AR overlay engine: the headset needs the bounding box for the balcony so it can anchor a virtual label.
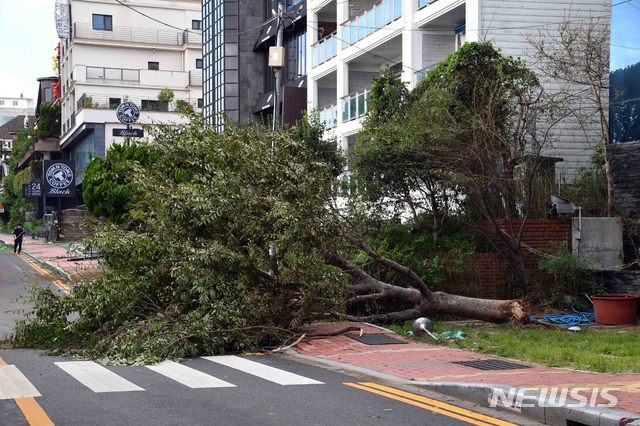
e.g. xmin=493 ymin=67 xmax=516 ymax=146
xmin=319 ymin=104 xmax=338 ymax=129
xmin=73 ymin=23 xmax=201 ymax=46
xmin=341 ymin=88 xmax=370 ymax=122
xmin=311 ymin=31 xmax=337 ymax=68
xmin=415 ymin=66 xmax=433 ymax=82
xmin=341 ymin=0 xmax=402 ymax=49
xmin=76 ymin=94 xmax=201 ymax=113
xmin=74 ymin=65 xmax=198 ymax=88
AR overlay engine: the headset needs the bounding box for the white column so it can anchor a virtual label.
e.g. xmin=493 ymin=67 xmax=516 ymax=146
xmin=306 ymin=8 xmax=319 ymax=112
xmin=465 ymin=0 xmax=481 ymax=43
xmin=335 ymin=0 xmax=350 ymax=146
xmin=402 ymin=0 xmax=421 ymax=89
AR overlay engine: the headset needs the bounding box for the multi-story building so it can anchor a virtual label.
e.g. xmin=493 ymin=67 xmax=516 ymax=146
xmin=202 ymin=0 xmax=307 ymax=131
xmin=0 ymin=96 xmax=35 ymax=127
xmin=56 ymin=0 xmax=202 ymax=201
xmin=307 ymin=0 xmax=610 ymax=179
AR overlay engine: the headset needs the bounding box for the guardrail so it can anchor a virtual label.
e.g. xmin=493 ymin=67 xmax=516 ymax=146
xmin=74 ymin=23 xmax=200 ymax=46
xmin=341 ymin=88 xmax=370 ymax=122
xmin=341 ymin=0 xmax=402 ymax=48
xmin=76 ymin=94 xmax=200 ymax=113
xmin=319 ymin=104 xmax=338 ymax=129
xmin=311 ymin=31 xmax=337 ymax=68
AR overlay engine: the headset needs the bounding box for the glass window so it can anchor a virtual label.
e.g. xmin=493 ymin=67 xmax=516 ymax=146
xmin=108 ymin=97 xmax=121 ymax=109
xmin=92 ymin=14 xmax=112 ymax=31
xmin=192 ymin=20 xmax=202 ymax=30
xmin=148 ymin=62 xmax=159 ymax=70
xmin=196 ymin=58 xmax=203 ymax=69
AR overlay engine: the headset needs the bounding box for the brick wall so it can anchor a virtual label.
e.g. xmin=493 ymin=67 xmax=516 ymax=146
xmin=470 ymin=219 xmax=572 ymax=298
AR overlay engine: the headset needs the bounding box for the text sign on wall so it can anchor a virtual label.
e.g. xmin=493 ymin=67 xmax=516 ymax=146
xmin=22 ymin=182 xmax=42 ymax=198
xmin=113 ymin=128 xmax=144 ymax=138
xmin=43 ymin=160 xmax=76 ymax=198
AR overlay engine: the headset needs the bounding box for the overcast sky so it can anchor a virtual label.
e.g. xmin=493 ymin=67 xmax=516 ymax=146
xmin=0 ymin=0 xmax=637 ymax=101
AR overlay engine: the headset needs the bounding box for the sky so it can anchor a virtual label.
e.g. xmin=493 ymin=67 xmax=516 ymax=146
xmin=0 ymin=0 xmax=638 ymax=101
xmin=0 ymin=0 xmax=58 ymax=100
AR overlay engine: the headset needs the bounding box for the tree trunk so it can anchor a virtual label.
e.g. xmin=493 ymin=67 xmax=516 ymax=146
xmin=422 ymin=292 xmax=527 ymax=323
xmin=604 ymin=156 xmax=615 ymax=217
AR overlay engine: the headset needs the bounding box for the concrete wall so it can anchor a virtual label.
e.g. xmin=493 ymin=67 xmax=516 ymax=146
xmin=572 ymin=217 xmax=624 ymax=271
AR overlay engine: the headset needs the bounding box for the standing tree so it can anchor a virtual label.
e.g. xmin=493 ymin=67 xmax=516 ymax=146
xmin=529 ymin=17 xmax=613 ymax=215
xmin=352 ymin=68 xmax=455 ymax=240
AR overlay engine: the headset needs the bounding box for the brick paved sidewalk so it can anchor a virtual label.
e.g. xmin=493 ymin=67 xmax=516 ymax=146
xmin=0 ymin=232 xmax=99 ymax=282
xmin=293 ymin=322 xmax=640 ymax=415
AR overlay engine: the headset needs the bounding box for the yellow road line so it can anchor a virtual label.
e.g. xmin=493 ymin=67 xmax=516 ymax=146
xmin=345 ymin=382 xmax=517 ymax=426
xmin=0 ymin=357 xmax=55 ymax=426
xmin=19 ymin=255 xmax=70 ymax=293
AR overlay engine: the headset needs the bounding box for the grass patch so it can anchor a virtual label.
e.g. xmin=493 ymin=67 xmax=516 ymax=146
xmin=388 ymin=322 xmax=640 ymax=374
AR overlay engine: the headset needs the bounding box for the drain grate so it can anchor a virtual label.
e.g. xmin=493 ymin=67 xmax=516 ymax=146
xmin=348 ymin=334 xmax=408 ymax=345
xmin=451 ymin=359 xmax=531 ymax=371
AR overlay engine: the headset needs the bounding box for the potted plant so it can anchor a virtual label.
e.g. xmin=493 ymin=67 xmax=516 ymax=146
xmin=157 ymin=88 xmax=174 ymax=112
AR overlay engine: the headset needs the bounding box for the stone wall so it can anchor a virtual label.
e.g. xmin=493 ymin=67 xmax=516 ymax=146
xmin=607 ymin=140 xmax=640 ymax=219
xmin=59 ymin=207 xmax=98 ymax=241
xmin=607 ymin=141 xmax=640 ymax=266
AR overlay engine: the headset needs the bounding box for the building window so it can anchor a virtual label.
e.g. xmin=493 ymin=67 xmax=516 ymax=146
xmin=148 ymin=62 xmax=160 ymax=70
xmin=92 ymin=14 xmax=113 ymax=31
xmin=108 ymin=97 xmax=121 ymax=109
xmin=197 ymin=98 xmax=203 ymax=108
xmin=13 ymin=101 xmax=18 ymax=106
xmin=196 ymin=58 xmax=203 ymax=69
xmin=44 ymin=87 xmax=53 ymax=103
xmin=192 ymin=20 xmax=202 ymax=30
xmin=0 ymin=100 xmax=4 ymax=105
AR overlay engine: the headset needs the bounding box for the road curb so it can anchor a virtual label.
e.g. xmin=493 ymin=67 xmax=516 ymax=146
xmin=285 ymin=348 xmax=640 ymax=426
xmin=1 ymin=238 xmax=73 ymax=283
xmin=409 ymin=381 xmax=640 ymax=426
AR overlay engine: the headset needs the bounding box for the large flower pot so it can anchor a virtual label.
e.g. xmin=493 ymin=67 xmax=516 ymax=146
xmin=591 ymin=294 xmax=639 ymax=325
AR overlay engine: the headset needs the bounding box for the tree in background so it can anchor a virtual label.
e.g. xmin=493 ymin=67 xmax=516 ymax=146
xmin=610 ymin=61 xmax=640 ymax=144
xmin=530 ymin=17 xmax=613 ymax=216
xmin=352 ymin=68 xmax=455 ymax=240
xmin=82 ymin=142 xmax=154 ymax=224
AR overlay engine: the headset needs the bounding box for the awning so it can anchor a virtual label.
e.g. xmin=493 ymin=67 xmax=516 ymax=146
xmin=253 ymin=91 xmax=275 ymax=113
xmin=253 ymin=3 xmax=306 ymax=51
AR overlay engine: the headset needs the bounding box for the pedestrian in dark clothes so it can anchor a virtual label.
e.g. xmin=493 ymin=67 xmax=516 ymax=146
xmin=13 ymin=224 xmax=25 ymax=254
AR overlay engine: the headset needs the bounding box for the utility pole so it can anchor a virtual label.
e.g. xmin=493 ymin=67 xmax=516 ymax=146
xmin=271 ymin=1 xmax=285 ymax=132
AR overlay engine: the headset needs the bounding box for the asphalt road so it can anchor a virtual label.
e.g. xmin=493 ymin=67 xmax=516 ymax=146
xmin=0 ymin=251 xmax=66 ymax=338
xmin=0 ymin=250 xmax=536 ymax=426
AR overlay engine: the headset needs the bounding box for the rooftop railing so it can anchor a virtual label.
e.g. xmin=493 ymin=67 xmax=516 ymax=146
xmin=341 ymin=0 xmax=402 ymax=49
xmin=73 ymin=23 xmax=201 ymax=46
xmin=311 ymin=31 xmax=337 ymax=68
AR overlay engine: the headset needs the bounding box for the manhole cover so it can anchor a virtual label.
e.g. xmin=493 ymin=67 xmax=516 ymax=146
xmin=348 ymin=334 xmax=408 ymax=345
xmin=451 ymin=359 xmax=531 ymax=371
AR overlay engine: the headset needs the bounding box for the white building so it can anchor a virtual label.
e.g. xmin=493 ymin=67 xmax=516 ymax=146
xmin=0 ymin=96 xmax=35 ymax=127
xmin=57 ymin=0 xmax=202 ymax=189
xmin=307 ymin=0 xmax=610 ymax=179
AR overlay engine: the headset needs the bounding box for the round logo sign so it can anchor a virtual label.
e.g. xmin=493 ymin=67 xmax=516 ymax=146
xmin=46 ymin=163 xmax=74 ymax=189
xmin=116 ymin=102 xmax=140 ymax=124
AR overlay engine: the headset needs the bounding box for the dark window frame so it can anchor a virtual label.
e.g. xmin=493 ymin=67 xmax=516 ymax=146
xmin=148 ymin=61 xmax=160 ymax=71
xmin=92 ymin=14 xmax=113 ymax=31
xmin=192 ymin=20 xmax=202 ymax=30
xmin=196 ymin=58 xmax=203 ymax=69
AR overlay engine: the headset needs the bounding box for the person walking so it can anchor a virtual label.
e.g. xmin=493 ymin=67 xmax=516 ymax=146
xmin=44 ymin=221 xmax=51 ymax=242
xmin=13 ymin=224 xmax=25 ymax=254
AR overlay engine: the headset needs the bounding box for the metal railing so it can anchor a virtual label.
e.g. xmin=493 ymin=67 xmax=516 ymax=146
xmin=74 ymin=23 xmax=201 ymax=46
xmin=415 ymin=66 xmax=433 ymax=82
xmin=341 ymin=88 xmax=370 ymax=122
xmin=319 ymin=104 xmax=338 ymax=129
xmin=311 ymin=31 xmax=337 ymax=68
xmin=86 ymin=66 xmax=140 ymax=82
xmin=341 ymin=0 xmax=402 ymax=48
xmin=76 ymin=94 xmax=201 ymax=113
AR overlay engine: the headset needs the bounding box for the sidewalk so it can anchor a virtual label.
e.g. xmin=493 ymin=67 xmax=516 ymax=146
xmin=291 ymin=322 xmax=640 ymax=426
xmin=0 ymin=232 xmax=99 ymax=282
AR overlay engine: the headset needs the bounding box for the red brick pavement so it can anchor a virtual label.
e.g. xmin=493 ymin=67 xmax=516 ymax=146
xmin=1 ymin=232 xmax=99 ymax=282
xmin=293 ymin=322 xmax=640 ymax=414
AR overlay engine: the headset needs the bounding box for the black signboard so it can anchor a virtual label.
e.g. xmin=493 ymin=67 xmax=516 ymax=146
xmin=113 ymin=128 xmax=144 ymax=138
xmin=43 ymin=160 xmax=76 ymax=198
xmin=22 ymin=182 xmax=42 ymax=198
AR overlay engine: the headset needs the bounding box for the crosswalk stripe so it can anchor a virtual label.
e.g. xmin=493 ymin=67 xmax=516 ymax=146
xmin=55 ymin=361 xmax=144 ymax=393
xmin=202 ymin=356 xmax=323 ymax=386
xmin=146 ymin=361 xmax=236 ymax=389
xmin=0 ymin=365 xmax=42 ymax=400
